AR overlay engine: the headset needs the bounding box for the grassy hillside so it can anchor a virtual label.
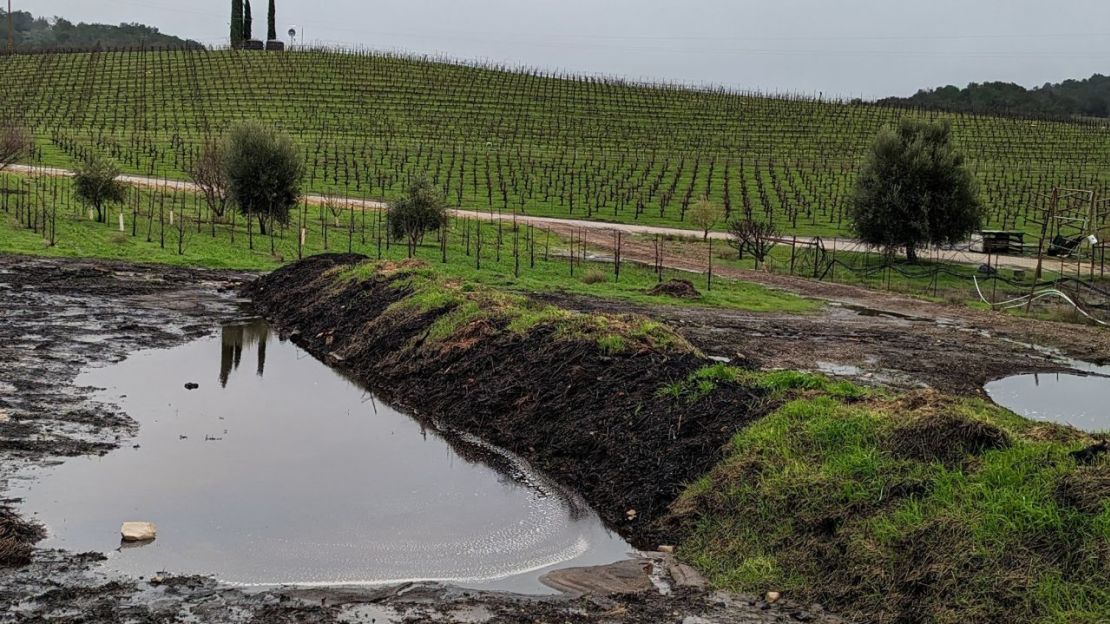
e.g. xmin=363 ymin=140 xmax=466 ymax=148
xmin=2 ymin=48 xmax=1109 ymax=236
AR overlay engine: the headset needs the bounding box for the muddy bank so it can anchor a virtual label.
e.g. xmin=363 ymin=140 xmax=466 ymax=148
xmin=2 ymin=254 xmax=841 ymax=623
xmin=528 ymin=291 xmax=1079 ymax=395
xmin=246 ymin=254 xmax=773 ymax=547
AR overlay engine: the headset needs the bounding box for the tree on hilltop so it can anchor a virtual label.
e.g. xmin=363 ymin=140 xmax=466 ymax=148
xmin=243 ymin=0 xmax=253 ymax=41
xmin=849 ymin=119 xmax=983 ymax=262
xmin=230 ymin=0 xmax=244 ymax=46
xmin=267 ymin=0 xmax=277 ymax=41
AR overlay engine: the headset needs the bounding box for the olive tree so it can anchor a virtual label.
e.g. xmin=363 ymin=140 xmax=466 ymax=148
xmin=73 ymin=153 xmax=127 ymax=224
xmin=849 ymin=119 xmax=983 ymax=263
xmin=388 ymin=176 xmax=448 ymax=256
xmin=226 ymin=121 xmax=303 ymax=237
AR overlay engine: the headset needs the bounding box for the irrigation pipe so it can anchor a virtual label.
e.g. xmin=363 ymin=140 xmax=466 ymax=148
xmin=973 ymin=276 xmax=1108 ymax=327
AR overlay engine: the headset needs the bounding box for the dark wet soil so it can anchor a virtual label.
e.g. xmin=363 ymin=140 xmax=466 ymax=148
xmin=246 ymin=254 xmax=775 ymax=548
xmin=1 ymin=254 xmax=843 ymax=623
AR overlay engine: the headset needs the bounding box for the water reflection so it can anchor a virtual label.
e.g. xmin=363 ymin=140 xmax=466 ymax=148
xmin=16 ymin=319 xmax=629 ymax=593
xmin=986 ymin=365 xmax=1110 ymax=433
xmin=219 ymin=319 xmax=271 ymax=386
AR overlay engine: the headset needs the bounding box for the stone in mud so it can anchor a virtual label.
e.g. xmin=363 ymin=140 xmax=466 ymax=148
xmin=121 ymin=521 xmax=157 ymax=542
xmin=667 ymin=561 xmax=708 ymax=589
xmin=541 ymin=559 xmax=654 ymax=596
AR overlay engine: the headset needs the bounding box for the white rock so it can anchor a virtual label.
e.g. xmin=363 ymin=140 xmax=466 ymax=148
xmin=0 ymin=409 xmax=10 ymax=423
xmin=121 ymin=521 xmax=157 ymax=542
xmin=658 ymin=544 xmax=675 ymax=554
xmin=765 ymin=591 xmax=782 ymax=604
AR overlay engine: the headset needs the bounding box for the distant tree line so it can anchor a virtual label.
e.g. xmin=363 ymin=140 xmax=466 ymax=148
xmin=879 ymin=74 xmax=1110 ymax=120
xmin=0 ymin=10 xmax=200 ymax=52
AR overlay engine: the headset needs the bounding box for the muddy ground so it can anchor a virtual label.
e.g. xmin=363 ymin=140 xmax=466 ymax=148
xmin=539 ymin=223 xmax=1110 ymax=393
xmin=0 ymin=254 xmax=844 ymax=623
xmin=3 ymin=249 xmax=1104 ymax=622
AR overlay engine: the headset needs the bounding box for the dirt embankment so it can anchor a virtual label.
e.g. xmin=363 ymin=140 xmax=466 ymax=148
xmin=247 ymin=254 xmax=773 ymax=546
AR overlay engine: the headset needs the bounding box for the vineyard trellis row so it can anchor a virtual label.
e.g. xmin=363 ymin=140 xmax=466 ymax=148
xmin=1 ymin=46 xmax=1109 ymax=238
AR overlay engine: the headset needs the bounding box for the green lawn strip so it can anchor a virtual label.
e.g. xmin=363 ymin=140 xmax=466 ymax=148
xmin=0 ymin=176 xmax=816 ymax=314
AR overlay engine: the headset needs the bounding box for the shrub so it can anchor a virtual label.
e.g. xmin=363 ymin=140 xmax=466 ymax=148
xmin=189 ymin=137 xmax=232 ymax=220
xmin=727 ymin=218 xmax=778 ymax=268
xmin=581 ymin=268 xmax=607 ymax=284
xmin=73 ymin=152 xmax=127 ymax=224
xmin=0 ymin=122 xmax=32 ymax=172
xmin=689 ymin=198 xmax=720 ymax=240
xmin=387 ymin=176 xmax=448 ymax=256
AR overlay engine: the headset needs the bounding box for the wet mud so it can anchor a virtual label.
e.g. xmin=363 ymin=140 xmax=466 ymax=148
xmin=1 ymin=254 xmax=841 ymax=623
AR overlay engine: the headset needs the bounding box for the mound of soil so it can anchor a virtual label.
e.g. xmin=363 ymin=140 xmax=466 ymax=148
xmin=648 ymin=279 xmax=701 ymax=299
xmin=887 ymin=411 xmax=1010 ymax=467
xmin=246 ymin=254 xmax=769 ymax=546
xmin=1056 ymin=465 xmax=1110 ymax=513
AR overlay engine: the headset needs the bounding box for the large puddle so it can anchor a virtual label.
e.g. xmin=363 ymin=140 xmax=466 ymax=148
xmin=14 ymin=319 xmax=630 ymax=593
xmin=985 ymin=361 xmax=1110 ymax=433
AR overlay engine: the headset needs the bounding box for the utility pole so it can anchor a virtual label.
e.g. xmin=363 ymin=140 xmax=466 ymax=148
xmin=7 ymin=0 xmax=14 ymax=54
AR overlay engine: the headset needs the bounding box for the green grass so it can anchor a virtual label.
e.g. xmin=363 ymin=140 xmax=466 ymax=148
xmin=338 ymin=258 xmax=696 ymax=356
xmin=0 ymin=173 xmax=816 ymax=314
xmin=674 ymin=375 xmax=1110 ymax=624
xmin=2 ymin=48 xmax=1108 ymax=238
xmin=636 ymin=232 xmax=1110 ymax=323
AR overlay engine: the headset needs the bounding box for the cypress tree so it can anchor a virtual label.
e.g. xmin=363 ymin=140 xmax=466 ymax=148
xmin=267 ymin=0 xmax=277 ymax=41
xmin=230 ymin=0 xmax=243 ymax=46
xmin=243 ymin=0 xmax=253 ymax=41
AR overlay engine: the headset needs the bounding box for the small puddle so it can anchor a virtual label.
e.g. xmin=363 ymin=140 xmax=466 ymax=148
xmin=985 ymin=362 xmax=1110 ymax=433
xmin=15 ymin=319 xmax=630 ymax=593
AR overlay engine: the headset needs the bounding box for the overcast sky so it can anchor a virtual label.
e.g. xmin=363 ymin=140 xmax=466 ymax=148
xmin=21 ymin=0 xmax=1110 ymax=98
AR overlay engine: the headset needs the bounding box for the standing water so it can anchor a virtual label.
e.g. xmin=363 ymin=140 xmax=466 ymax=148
xmin=14 ymin=319 xmax=630 ymax=593
xmin=985 ymin=361 xmax=1110 ymax=433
